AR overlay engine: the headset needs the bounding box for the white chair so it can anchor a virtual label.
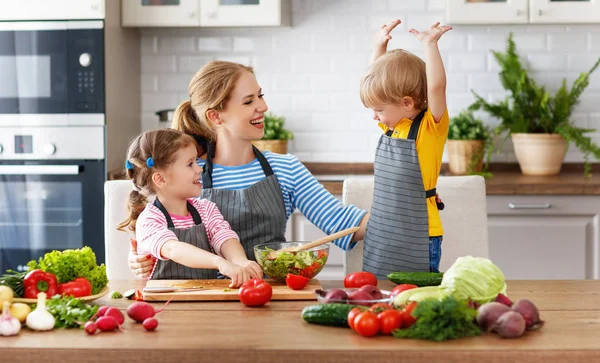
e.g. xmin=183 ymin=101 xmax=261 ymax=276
xmin=104 ymin=180 xmax=137 ymax=280
xmin=342 ymin=175 xmax=489 ymax=274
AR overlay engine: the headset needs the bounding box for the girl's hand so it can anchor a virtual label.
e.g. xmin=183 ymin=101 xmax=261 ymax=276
xmin=374 ymin=19 xmax=401 ymax=49
xmin=128 ymin=238 xmax=155 ymax=279
xmin=217 ymin=259 xmax=250 ymax=288
xmin=240 ymin=260 xmax=264 ymax=279
xmin=409 ymin=22 xmax=452 ymax=44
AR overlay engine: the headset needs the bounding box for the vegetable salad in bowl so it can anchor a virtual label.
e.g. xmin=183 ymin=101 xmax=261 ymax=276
xmin=254 ymin=242 xmax=329 ymax=282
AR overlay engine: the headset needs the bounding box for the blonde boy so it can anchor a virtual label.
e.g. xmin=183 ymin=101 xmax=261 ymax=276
xmin=359 ymin=20 xmax=452 ymax=277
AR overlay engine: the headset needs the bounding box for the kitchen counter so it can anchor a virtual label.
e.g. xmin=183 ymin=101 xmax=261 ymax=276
xmin=3 ymin=279 xmax=600 ymax=362
xmin=305 ymin=163 xmax=600 ymax=195
xmin=108 ymin=163 xmax=600 ymax=196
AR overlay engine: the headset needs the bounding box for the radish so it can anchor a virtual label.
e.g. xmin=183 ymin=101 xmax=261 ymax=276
xmin=104 ymin=307 xmax=125 ymax=325
xmin=95 ymin=316 xmax=121 ymax=332
xmin=127 ymin=299 xmax=171 ymax=323
xmin=96 ymin=306 xmax=110 ymax=318
xmin=84 ymin=321 xmax=97 ymax=335
xmin=143 ymin=318 xmax=158 ymax=331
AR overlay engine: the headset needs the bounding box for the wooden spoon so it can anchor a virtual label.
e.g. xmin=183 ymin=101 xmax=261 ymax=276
xmin=268 ymin=226 xmax=360 ymax=258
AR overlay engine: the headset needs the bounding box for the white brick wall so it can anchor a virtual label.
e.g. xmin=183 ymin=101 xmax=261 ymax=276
xmin=140 ymin=0 xmax=600 ymax=164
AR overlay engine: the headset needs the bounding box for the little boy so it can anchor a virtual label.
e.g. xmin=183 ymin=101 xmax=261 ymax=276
xmin=359 ymin=19 xmax=452 ymax=277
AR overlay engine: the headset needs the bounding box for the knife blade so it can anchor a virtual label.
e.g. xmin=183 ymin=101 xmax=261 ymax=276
xmin=142 ymin=286 xmax=206 ymax=293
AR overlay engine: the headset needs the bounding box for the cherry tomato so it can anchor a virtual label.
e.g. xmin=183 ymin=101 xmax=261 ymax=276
xmin=238 ymin=279 xmax=273 ymax=307
xmin=352 ymin=311 xmax=380 ymax=337
xmin=347 ymin=307 xmax=365 ymax=330
xmin=343 ymin=271 xmax=378 ymax=288
xmin=402 ymin=301 xmax=418 ymax=328
xmin=377 ymin=309 xmax=403 ymax=335
xmin=369 ymin=303 xmax=393 ymax=314
xmin=285 ymin=274 xmax=310 ymax=290
xmin=390 ymin=284 xmax=418 ymax=298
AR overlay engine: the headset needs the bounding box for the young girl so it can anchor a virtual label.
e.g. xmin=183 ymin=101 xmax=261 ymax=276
xmin=117 ymin=128 xmax=263 ymax=287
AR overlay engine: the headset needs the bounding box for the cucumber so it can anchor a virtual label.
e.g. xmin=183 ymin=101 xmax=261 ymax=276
xmin=387 ymin=272 xmax=444 ymax=286
xmin=393 ymin=286 xmax=446 ymax=306
xmin=301 ymin=303 xmax=360 ymax=327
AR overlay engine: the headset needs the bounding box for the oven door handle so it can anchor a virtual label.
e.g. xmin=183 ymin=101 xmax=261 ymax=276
xmin=0 ymin=165 xmax=80 ymax=175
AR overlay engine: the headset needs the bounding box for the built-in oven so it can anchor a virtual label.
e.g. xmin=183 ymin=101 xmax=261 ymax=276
xmin=0 ymin=18 xmax=106 ymax=272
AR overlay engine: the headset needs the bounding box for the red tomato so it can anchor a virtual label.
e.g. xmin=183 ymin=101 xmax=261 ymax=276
xmin=285 ymin=274 xmax=310 ymax=290
xmin=352 ymin=311 xmax=380 ymax=337
xmin=390 ymin=284 xmax=418 ymax=298
xmin=402 ymin=302 xmax=418 ymax=328
xmin=343 ymin=272 xmax=378 ymax=288
xmin=347 ymin=307 xmax=365 ymax=330
xmin=377 ymin=309 xmax=403 ymax=335
xmin=238 ymin=279 xmax=273 ymax=307
xmin=369 ymin=303 xmax=393 ymax=314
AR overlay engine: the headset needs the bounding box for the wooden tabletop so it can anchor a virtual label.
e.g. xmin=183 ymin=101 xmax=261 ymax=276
xmin=2 ymin=280 xmax=600 ymax=363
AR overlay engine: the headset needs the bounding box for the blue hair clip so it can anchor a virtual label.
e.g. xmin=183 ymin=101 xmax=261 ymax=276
xmin=125 ymin=160 xmax=134 ymax=170
xmin=146 ymin=157 xmax=155 ymax=168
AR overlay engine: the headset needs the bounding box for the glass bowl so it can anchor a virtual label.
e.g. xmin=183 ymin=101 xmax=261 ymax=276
xmin=315 ymin=288 xmax=393 ymax=306
xmin=253 ymin=241 xmax=330 ymax=283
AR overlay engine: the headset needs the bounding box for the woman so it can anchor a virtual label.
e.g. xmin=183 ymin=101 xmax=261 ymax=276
xmin=128 ymin=61 xmax=369 ymax=278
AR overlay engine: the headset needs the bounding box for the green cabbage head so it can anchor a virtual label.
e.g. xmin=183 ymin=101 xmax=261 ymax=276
xmin=440 ymin=256 xmax=507 ymax=304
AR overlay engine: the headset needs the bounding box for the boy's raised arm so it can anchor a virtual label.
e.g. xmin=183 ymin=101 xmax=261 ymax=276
xmin=370 ymin=19 xmax=402 ymax=66
xmin=409 ymin=22 xmax=452 ymax=122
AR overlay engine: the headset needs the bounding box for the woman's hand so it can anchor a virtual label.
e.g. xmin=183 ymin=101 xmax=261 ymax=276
xmin=128 ymin=238 xmax=155 ymax=279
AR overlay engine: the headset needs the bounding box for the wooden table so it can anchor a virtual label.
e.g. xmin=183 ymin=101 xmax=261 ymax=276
xmin=2 ymin=280 xmax=600 ymax=362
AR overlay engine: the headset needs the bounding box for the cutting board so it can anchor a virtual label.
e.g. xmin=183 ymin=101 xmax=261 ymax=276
xmin=142 ymin=279 xmax=322 ymax=302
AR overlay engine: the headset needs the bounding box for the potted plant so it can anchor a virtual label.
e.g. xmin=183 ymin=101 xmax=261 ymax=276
xmin=252 ymin=112 xmax=293 ymax=154
xmin=470 ymin=33 xmax=600 ymax=177
xmin=447 ymin=110 xmax=491 ymax=176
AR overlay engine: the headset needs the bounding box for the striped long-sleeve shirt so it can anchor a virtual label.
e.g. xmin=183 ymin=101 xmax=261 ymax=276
xmin=136 ymin=198 xmax=239 ymax=261
xmin=197 ymin=151 xmax=367 ymax=251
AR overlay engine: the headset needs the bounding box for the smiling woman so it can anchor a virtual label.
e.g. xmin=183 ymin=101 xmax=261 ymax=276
xmin=128 ymin=61 xmax=370 ymax=279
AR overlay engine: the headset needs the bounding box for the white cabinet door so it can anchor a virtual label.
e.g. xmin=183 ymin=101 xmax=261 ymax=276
xmin=122 ymin=0 xmax=200 ymax=27
xmin=529 ymin=0 xmax=600 ymax=23
xmin=487 ymin=196 xmax=600 ymax=280
xmin=446 ymin=0 xmax=529 ymax=24
xmin=0 ymin=0 xmax=105 ymax=20
xmin=199 ymin=0 xmax=290 ymax=27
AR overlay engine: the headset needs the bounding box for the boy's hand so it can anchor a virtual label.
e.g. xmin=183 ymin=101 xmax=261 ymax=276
xmin=370 ymin=19 xmax=401 ymax=65
xmin=409 ymin=22 xmax=452 ymax=44
xmin=374 ymin=19 xmax=401 ymax=49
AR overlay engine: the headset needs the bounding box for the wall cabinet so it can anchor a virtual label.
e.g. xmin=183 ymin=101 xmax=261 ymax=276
xmin=121 ymin=0 xmax=290 ymax=27
xmin=446 ymin=0 xmax=600 ymax=24
xmin=0 ymin=0 xmax=104 ymax=20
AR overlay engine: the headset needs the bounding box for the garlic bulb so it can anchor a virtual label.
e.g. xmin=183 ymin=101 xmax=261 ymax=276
xmin=25 ymin=292 xmax=55 ymax=331
xmin=0 ymin=301 xmax=21 ymax=336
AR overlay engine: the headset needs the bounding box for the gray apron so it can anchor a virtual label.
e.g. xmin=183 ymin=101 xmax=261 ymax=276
xmin=363 ymin=109 xmax=434 ymax=278
xmin=151 ymin=198 xmax=218 ymax=280
xmin=201 ymin=145 xmax=287 ymax=261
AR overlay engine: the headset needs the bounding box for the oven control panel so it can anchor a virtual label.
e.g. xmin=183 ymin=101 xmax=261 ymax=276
xmin=0 ymin=126 xmax=104 ymax=160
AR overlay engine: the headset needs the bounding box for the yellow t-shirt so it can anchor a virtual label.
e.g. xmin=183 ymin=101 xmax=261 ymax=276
xmin=378 ymin=108 xmax=449 ymax=237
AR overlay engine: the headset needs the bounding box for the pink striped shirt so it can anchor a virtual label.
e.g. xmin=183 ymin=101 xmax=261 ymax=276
xmin=135 ymin=198 xmax=239 ymax=261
